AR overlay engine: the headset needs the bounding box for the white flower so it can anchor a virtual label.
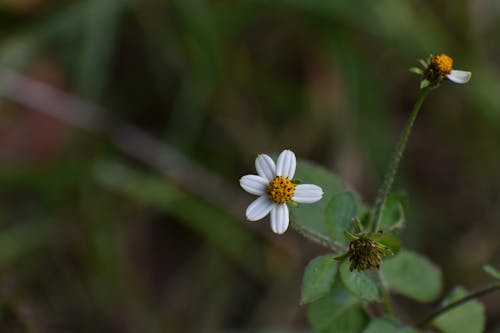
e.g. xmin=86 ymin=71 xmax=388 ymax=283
xmin=239 ymin=149 xmax=323 ymax=234
xmin=446 ymin=70 xmax=471 ymax=84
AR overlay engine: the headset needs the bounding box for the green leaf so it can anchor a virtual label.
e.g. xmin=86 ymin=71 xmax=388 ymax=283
xmin=381 ymin=250 xmax=442 ymax=302
xmin=290 ymin=161 xmax=364 ymax=246
xmin=408 ymin=67 xmax=422 ymax=75
xmin=363 ymin=318 xmax=418 ymax=333
xmin=301 ymin=254 xmax=338 ymax=305
xmin=379 ymin=194 xmax=405 ymax=231
xmin=339 ymin=261 xmax=380 ymax=302
xmin=326 ymin=192 xmax=357 ymax=245
xmin=483 ymin=265 xmax=500 ymax=280
xmin=418 ymin=59 xmax=429 ymax=68
xmin=376 ymin=234 xmax=400 ymax=255
xmin=308 ymin=280 xmax=369 ymax=333
xmin=433 ymin=287 xmax=485 ymax=333
xmin=420 ymin=79 xmax=430 ymax=89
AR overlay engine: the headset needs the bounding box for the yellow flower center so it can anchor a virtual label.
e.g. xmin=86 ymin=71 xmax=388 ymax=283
xmin=431 ymin=54 xmax=453 ymax=75
xmin=267 ymin=176 xmax=295 ymax=204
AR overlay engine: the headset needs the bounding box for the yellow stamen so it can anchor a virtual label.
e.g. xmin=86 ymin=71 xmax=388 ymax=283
xmin=431 ymin=54 xmax=453 ymax=75
xmin=267 ymin=176 xmax=295 ymax=204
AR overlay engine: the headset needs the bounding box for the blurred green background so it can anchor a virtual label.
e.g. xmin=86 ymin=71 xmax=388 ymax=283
xmin=0 ymin=0 xmax=499 ymax=332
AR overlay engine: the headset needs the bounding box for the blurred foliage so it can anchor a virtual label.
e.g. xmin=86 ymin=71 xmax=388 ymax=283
xmin=363 ymin=318 xmax=418 ymax=333
xmin=380 ymin=250 xmax=442 ymax=303
xmin=0 ymin=0 xmax=500 ymax=332
xmin=434 ymin=287 xmax=486 ymax=333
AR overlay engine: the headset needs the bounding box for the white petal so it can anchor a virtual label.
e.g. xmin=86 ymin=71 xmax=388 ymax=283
xmin=255 ymin=154 xmax=276 ymax=181
xmin=270 ymin=204 xmax=289 ymax=234
xmin=276 ymin=149 xmax=296 ymax=179
xmin=246 ymin=196 xmax=274 ymax=221
xmin=240 ymin=175 xmax=268 ymax=196
xmin=446 ymin=70 xmax=471 ymax=84
xmin=292 ymin=184 xmax=323 ymax=203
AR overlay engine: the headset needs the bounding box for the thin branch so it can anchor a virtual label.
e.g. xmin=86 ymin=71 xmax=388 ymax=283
xmin=375 ymin=269 xmax=395 ymax=317
xmin=289 ymin=220 xmax=344 ymax=253
xmin=417 ymin=281 xmax=500 ymax=329
xmin=372 ymin=88 xmax=429 ymax=231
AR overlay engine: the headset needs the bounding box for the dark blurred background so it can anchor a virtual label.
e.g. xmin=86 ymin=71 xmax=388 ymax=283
xmin=0 ymin=0 xmax=499 ymax=332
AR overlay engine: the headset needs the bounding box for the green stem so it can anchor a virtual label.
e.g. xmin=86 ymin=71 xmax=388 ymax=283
xmin=416 ymin=281 xmax=500 ymax=329
xmin=375 ymin=269 xmax=395 ymax=317
xmin=290 ymin=220 xmax=345 ymax=253
xmin=372 ymin=88 xmax=430 ymax=232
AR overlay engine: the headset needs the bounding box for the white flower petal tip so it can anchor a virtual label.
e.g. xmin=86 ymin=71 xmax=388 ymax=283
xmin=292 ymin=184 xmax=324 ymax=203
xmin=276 ymin=149 xmax=296 ymax=179
xmin=240 ymin=175 xmax=268 ymax=196
xmin=246 ymin=196 xmax=274 ymax=221
xmin=255 ymin=154 xmax=276 ymax=181
xmin=270 ymin=204 xmax=289 ymax=234
xmin=446 ymin=70 xmax=471 ymax=84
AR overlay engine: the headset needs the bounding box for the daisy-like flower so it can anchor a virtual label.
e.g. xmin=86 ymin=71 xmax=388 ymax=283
xmin=430 ymin=54 xmax=471 ymax=84
xmin=410 ymin=53 xmax=471 ymax=88
xmin=239 ymin=149 xmax=323 ymax=234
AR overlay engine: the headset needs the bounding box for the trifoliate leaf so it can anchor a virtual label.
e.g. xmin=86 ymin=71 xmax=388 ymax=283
xmin=433 ymin=287 xmax=485 ymax=333
xmin=381 ymin=250 xmax=442 ymax=302
xmin=301 ymin=254 xmax=338 ymax=305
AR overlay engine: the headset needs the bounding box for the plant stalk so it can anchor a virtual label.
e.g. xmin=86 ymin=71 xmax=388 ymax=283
xmin=416 ymin=281 xmax=500 ymax=329
xmin=372 ymin=88 xmax=430 ymax=232
xmin=290 ymin=220 xmax=345 ymax=253
xmin=375 ymin=269 xmax=395 ymax=317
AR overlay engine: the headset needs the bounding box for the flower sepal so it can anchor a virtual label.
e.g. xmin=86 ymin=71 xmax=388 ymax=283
xmin=343 ymin=230 xmax=359 ymax=242
xmin=420 ymin=79 xmax=431 ymax=89
xmin=333 ymin=251 xmax=350 ymax=261
xmin=408 ymin=67 xmax=423 ymax=75
xmin=335 ymin=229 xmax=391 ymax=272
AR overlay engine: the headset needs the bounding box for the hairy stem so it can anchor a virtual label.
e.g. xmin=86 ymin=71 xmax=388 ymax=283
xmin=375 ymin=269 xmax=395 ymax=317
xmin=290 ymin=220 xmax=345 ymax=253
xmin=372 ymin=88 xmax=430 ymax=232
xmin=417 ymin=281 xmax=500 ymax=329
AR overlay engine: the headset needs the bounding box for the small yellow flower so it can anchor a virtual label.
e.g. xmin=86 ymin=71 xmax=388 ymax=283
xmin=410 ymin=53 xmax=471 ymax=88
xmin=430 ymin=54 xmax=471 ymax=84
xmin=431 ymin=54 xmax=453 ymax=75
